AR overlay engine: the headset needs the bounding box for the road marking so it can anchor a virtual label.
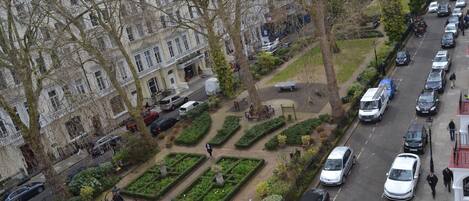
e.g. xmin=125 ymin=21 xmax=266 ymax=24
xmin=333 ymin=187 xmax=342 ymax=201
xmin=365 ymin=139 xmax=369 ymax=145
xmin=411 ymin=32 xmax=427 ymax=61
xmin=368 ymin=134 xmax=372 ymax=139
xmin=372 ymin=127 xmax=376 ymax=133
xmin=357 ymin=148 xmax=365 ymax=160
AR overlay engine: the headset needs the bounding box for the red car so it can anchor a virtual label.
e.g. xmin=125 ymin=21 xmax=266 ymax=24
xmin=125 ymin=110 xmax=159 ymax=132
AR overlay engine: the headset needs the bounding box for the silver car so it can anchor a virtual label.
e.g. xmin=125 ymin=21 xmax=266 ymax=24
xmin=320 ymin=146 xmax=356 ymax=186
xmin=159 ymin=94 xmax=188 ymax=111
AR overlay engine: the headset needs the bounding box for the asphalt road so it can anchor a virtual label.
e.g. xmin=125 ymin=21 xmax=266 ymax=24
xmin=319 ymin=2 xmax=456 ymax=201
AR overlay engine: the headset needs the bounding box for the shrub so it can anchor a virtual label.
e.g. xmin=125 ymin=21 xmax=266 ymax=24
xmin=207 ymin=96 xmax=221 ymax=111
xmin=80 ymin=186 xmax=94 ymax=201
xmin=274 ymin=47 xmax=291 ymax=61
xmin=342 ymin=82 xmax=365 ymax=104
xmin=112 ymin=135 xmax=157 ymax=167
xmin=208 ymin=116 xmax=241 ymax=146
xmin=277 ymin=135 xmax=287 ymax=147
xmin=175 ymin=112 xmax=212 ymax=145
xmin=301 ymin=135 xmax=312 ymax=147
xmin=68 ymin=162 xmax=119 ymax=196
xmin=264 ymin=118 xmax=323 ymax=150
xmin=186 ymin=102 xmax=209 ymax=119
xmin=357 ymin=67 xmax=378 ymax=86
xmin=264 ymin=137 xmax=279 ymax=151
xmin=235 ymin=117 xmax=286 ymax=148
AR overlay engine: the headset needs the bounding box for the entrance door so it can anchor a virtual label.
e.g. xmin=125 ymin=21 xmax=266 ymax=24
xmin=20 ymin=144 xmax=38 ymax=174
xmin=91 ymin=115 xmax=103 ymax=136
xmin=167 ymin=70 xmax=177 ymax=89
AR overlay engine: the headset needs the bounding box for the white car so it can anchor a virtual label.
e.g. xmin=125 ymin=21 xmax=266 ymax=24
xmin=456 ymin=0 xmax=466 ymax=8
xmin=445 ymin=23 xmax=459 ymax=37
xmin=261 ymin=38 xmax=279 ymax=53
xmin=383 ymin=153 xmax=421 ymax=200
xmin=320 ymin=146 xmax=356 ymax=186
xmin=453 ymin=7 xmax=463 ymax=18
xmin=428 ymin=1 xmax=439 ymax=13
xmin=432 ymin=50 xmax=451 ymax=71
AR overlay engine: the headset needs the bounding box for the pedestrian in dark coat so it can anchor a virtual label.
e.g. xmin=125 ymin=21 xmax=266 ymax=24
xmin=442 ymin=167 xmax=454 ymax=192
xmin=112 ymin=187 xmax=124 ymax=201
xmin=427 ymin=172 xmax=439 ymax=199
xmin=450 ymin=73 xmax=456 ymax=89
xmin=461 ymin=22 xmax=466 ymax=36
xmin=205 ymin=143 xmax=213 ymax=158
xmin=448 ymin=120 xmax=456 ymax=141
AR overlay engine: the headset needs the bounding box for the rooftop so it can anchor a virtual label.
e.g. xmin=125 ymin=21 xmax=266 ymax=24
xmin=459 ymin=89 xmax=469 ymax=115
xmin=328 ymin=146 xmax=348 ymax=159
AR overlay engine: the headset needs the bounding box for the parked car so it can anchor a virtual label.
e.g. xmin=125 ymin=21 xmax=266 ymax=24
xmin=159 ymin=95 xmax=189 ymax=111
xmin=274 ymin=81 xmax=297 ymax=92
xmin=299 ymin=188 xmax=330 ymax=201
xmin=416 ymin=89 xmax=440 ymax=116
xmin=378 ymin=78 xmax=397 ymax=100
xmin=395 ymin=51 xmax=411 ymax=66
xmin=456 ymin=0 xmax=467 ymax=7
xmin=320 ymin=146 xmax=356 ymax=186
xmin=424 ymin=69 xmax=446 ymax=93
xmin=358 ymin=86 xmax=389 ymax=122
xmin=437 ymin=3 xmax=452 ymax=17
xmin=441 ymin=32 xmax=456 ymax=48
xmin=446 ymin=15 xmax=460 ymax=27
xmin=150 ymin=118 xmax=178 ymax=135
xmin=383 ymin=153 xmax=421 ymax=200
xmin=261 ymin=38 xmax=280 ymax=53
xmin=428 ymin=1 xmax=439 ymax=13
xmin=91 ymin=134 xmax=122 ymax=156
xmin=445 ymin=23 xmax=458 ymax=37
xmin=179 ymin=101 xmax=202 ymax=117
xmin=432 ymin=50 xmax=451 ymax=71
xmin=403 ymin=122 xmax=428 ymax=154
xmin=453 ymin=7 xmax=463 ymax=18
xmin=4 ymin=182 xmax=45 ymax=201
xmin=125 ymin=110 xmax=159 ymax=131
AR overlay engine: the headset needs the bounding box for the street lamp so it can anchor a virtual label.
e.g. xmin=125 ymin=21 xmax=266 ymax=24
xmin=373 ymin=40 xmax=378 ymax=69
xmin=427 ymin=116 xmax=434 ymax=173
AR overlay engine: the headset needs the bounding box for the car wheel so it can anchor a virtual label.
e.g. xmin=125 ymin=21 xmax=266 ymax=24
xmin=184 ymin=97 xmax=189 ymax=102
xmin=352 ymin=155 xmax=357 ymax=165
xmin=341 ymin=176 xmax=346 ymax=185
xmin=421 ymin=147 xmax=425 ymax=155
xmin=171 ymin=105 xmax=176 ymax=110
xmin=378 ymin=114 xmax=383 ymax=121
xmin=37 ymin=187 xmax=44 ymax=193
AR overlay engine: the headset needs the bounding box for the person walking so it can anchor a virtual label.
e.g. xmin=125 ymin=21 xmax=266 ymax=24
xmin=111 ymin=187 xmax=124 ymax=201
xmin=205 ymin=143 xmax=213 ymax=158
xmin=442 ymin=167 xmax=454 ymax=192
xmin=460 ymin=20 xmax=466 ymax=36
xmin=427 ymin=172 xmax=439 ymax=199
xmin=450 ymin=72 xmax=456 ymax=89
xmin=448 ymin=119 xmax=456 ymax=141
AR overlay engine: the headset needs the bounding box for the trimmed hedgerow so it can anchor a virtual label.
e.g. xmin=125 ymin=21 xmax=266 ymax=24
xmin=175 ymin=112 xmax=212 ymax=146
xmin=208 ymin=116 xmax=241 ymax=146
xmin=235 ymin=117 xmax=286 ymax=148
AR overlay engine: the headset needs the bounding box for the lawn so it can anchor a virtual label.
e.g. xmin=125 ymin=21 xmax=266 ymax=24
xmin=269 ymin=38 xmax=376 ymax=84
xmin=363 ymin=0 xmax=410 ymax=17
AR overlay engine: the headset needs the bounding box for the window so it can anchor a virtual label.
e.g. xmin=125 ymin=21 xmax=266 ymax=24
xmin=97 ymin=37 xmax=106 ymax=50
xmin=170 ymin=77 xmax=175 ymax=84
xmin=50 ymin=50 xmax=60 ymax=68
xmin=136 ymin=23 xmax=144 ymax=37
xmin=146 ymin=21 xmax=153 ymax=34
xmin=95 ymin=71 xmax=107 ymax=90
xmin=48 ymin=90 xmax=61 ymax=111
xmin=15 ymin=3 xmax=26 ymax=17
xmin=175 ymin=38 xmax=183 ymax=54
xmin=195 ymin=32 xmax=200 ymax=45
xmin=23 ymin=102 xmax=28 ymax=113
xmin=35 ymin=57 xmax=46 ymax=74
xmin=188 ymin=6 xmax=194 ymax=18
xmin=70 ymin=0 xmax=78 ymax=5
xmin=117 ymin=61 xmax=128 ymax=80
xmin=148 ymin=78 xmax=159 ymax=94
xmin=11 ymin=70 xmax=20 ymax=85
xmin=153 ymin=47 xmax=162 ymax=63
xmin=65 ymin=116 xmax=84 ymax=139
xmin=175 ymin=10 xmax=181 ymax=21
xmin=75 ymin=79 xmax=86 ymax=94
xmin=134 ymin=54 xmax=144 ymax=72
xmin=160 ymin=16 xmax=166 ymax=28
xmin=182 ymin=35 xmax=190 ymax=50
xmin=126 ymin=27 xmax=134 ymax=41
xmin=0 ymin=120 xmax=8 ymax=138
xmin=464 ymin=177 xmax=469 ymax=196
xmin=89 ymin=13 xmax=98 ymax=26
xmin=110 ymin=96 xmax=125 ymax=116
xmin=144 ymin=50 xmax=153 ymax=67
xmin=41 ymin=27 xmax=50 ymax=41
xmin=0 ymin=71 xmax=6 ymax=89
xmin=167 ymin=41 xmax=175 ymax=57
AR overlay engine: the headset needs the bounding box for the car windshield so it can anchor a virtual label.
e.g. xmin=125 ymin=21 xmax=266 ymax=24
xmin=379 ymin=83 xmax=391 ymax=90
xmin=159 ymin=100 xmax=170 ymax=104
xmin=434 ymin=56 xmax=447 ymax=62
xmin=449 ymin=17 xmax=459 ymax=23
xmin=360 ymin=101 xmax=378 ymax=110
xmin=446 ymin=25 xmax=456 ymax=30
xmin=442 ymin=33 xmax=453 ymax=40
xmin=406 ymin=131 xmax=422 ymax=141
xmin=397 ymin=52 xmax=406 ymax=58
xmin=389 ymin=169 xmax=413 ymax=181
xmin=324 ymin=159 xmax=342 ymax=171
xmin=419 ymin=94 xmax=434 ymax=103
xmin=427 ymin=73 xmax=441 ymax=82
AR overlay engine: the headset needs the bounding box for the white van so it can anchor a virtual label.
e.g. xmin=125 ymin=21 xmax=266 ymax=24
xmin=205 ymin=78 xmax=220 ymax=96
xmin=178 ymin=101 xmax=201 ymax=117
xmin=358 ymin=86 xmax=389 ymax=122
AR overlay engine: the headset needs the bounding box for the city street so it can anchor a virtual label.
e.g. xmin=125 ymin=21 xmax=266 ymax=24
xmin=318 ymin=2 xmax=461 ymax=201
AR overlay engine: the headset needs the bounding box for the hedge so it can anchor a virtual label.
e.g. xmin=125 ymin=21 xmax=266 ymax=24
xmin=68 ymin=162 xmax=120 ymax=197
xmin=174 ymin=157 xmax=264 ymax=201
xmin=175 ymin=112 xmax=212 ymax=146
xmin=235 ymin=117 xmax=286 ymax=148
xmin=121 ymin=153 xmax=206 ymax=200
xmin=186 ymin=102 xmax=209 ymax=119
xmin=208 ymin=116 xmax=241 ymax=146
xmin=264 ymin=115 xmax=329 ymax=151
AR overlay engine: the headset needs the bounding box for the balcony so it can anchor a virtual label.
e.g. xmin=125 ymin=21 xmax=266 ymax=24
xmin=0 ymin=132 xmax=24 ymax=147
xmin=163 ymin=45 xmax=206 ymax=68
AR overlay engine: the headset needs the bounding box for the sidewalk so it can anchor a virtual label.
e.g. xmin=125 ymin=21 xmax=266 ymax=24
xmin=30 ymin=151 xmax=89 ymax=182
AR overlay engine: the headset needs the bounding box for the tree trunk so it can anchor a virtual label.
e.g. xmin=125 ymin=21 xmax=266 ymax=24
xmin=311 ymin=0 xmax=345 ymax=120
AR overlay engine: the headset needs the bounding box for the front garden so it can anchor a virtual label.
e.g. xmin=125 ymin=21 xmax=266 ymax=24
xmin=208 ymin=115 xmax=241 ymax=146
xmin=175 ymin=157 xmax=264 ymax=201
xmin=175 ymin=112 xmax=212 ymax=146
xmin=121 ymin=153 xmax=206 ymax=200
xmin=235 ymin=116 xmax=286 ymax=148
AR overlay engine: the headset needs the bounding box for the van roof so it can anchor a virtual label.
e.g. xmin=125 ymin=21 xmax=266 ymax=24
xmin=436 ymin=50 xmax=447 ymax=57
xmin=180 ymin=101 xmax=198 ymax=108
xmin=327 ymin=146 xmax=349 ymax=159
xmin=361 ymin=86 xmax=385 ymax=101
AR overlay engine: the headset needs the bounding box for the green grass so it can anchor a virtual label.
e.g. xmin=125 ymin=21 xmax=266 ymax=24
xmin=363 ymin=0 xmax=410 ymax=17
xmin=269 ymin=38 xmax=376 ymax=84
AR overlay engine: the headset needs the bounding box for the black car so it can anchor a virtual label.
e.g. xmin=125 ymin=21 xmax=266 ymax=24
xmin=91 ymin=135 xmax=122 ymax=157
xmin=437 ymin=3 xmax=451 ymax=17
xmin=424 ymin=69 xmax=446 ymax=93
xmin=395 ymin=51 xmax=411 ymax=66
xmin=300 ymin=188 xmax=330 ymax=201
xmin=416 ymin=90 xmax=440 ymax=115
xmin=403 ymin=123 xmax=428 ymax=154
xmin=150 ymin=118 xmax=178 ymax=135
xmin=4 ymin=182 xmax=45 ymax=201
xmin=441 ymin=32 xmax=456 ymax=48
xmin=446 ymin=16 xmax=460 ymax=27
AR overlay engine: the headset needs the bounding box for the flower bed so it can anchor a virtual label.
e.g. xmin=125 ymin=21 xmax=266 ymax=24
xmin=175 ymin=157 xmax=264 ymax=201
xmin=264 ymin=115 xmax=329 ymax=150
xmin=121 ymin=153 xmax=206 ymax=200
xmin=208 ymin=116 xmax=241 ymax=146
xmin=235 ymin=117 xmax=286 ymax=148
xmin=175 ymin=112 xmax=212 ymax=146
